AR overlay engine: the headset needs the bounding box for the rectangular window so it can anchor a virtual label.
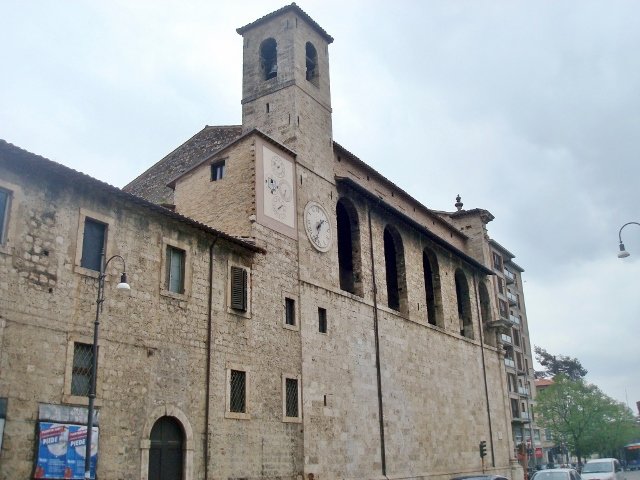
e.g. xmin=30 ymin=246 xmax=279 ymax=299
xmin=285 ymin=297 xmax=296 ymax=326
xmin=498 ymin=299 xmax=508 ymax=318
xmin=211 ymin=160 xmax=226 ymax=181
xmin=318 ymin=307 xmax=327 ymax=333
xmin=497 ymin=278 xmax=504 ymax=294
xmin=80 ymin=218 xmax=106 ymax=271
xmin=230 ymin=266 xmax=248 ymax=311
xmin=493 ymin=252 xmax=503 ymax=270
xmin=166 ymin=246 xmax=185 ymax=294
xmin=229 ymin=370 xmax=246 ymax=413
xmin=0 ymin=188 xmax=10 ymax=244
xmin=71 ymin=343 xmax=93 ymax=396
xmin=285 ymin=378 xmax=299 ymax=418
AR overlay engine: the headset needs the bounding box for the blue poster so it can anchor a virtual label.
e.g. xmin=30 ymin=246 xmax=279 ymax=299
xmin=35 ymin=422 xmax=99 ymax=479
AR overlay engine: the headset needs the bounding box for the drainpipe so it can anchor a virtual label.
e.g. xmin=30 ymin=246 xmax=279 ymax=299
xmin=204 ymin=237 xmax=219 ymax=480
xmin=367 ymin=204 xmax=387 ymax=477
xmin=473 ymin=274 xmax=495 ymax=467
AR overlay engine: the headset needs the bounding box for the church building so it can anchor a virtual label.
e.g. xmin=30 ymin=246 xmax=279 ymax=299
xmin=0 ymin=4 xmax=529 ymax=480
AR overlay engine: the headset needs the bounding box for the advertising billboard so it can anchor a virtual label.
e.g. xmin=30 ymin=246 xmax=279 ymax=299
xmin=34 ymin=422 xmax=98 ymax=479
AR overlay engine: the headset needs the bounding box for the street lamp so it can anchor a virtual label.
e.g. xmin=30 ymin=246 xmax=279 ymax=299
xmin=617 ymin=222 xmax=640 ymax=258
xmin=84 ymin=251 xmax=130 ymax=480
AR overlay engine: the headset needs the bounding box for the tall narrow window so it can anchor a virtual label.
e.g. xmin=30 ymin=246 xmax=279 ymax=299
xmin=0 ymin=187 xmax=10 ymax=244
xmin=285 ymin=378 xmax=299 ymax=418
xmin=260 ymin=38 xmax=278 ymax=80
xmin=166 ymin=246 xmax=185 ymax=294
xmin=71 ymin=342 xmax=93 ymax=396
xmin=478 ymin=281 xmax=493 ymax=344
xmin=336 ymin=198 xmax=362 ymax=296
xmin=455 ymin=269 xmax=473 ymax=339
xmin=285 ymin=297 xmax=295 ymax=326
xmin=211 ymin=160 xmax=225 ymax=181
xmin=80 ymin=218 xmax=106 ymax=271
xmin=318 ymin=307 xmax=327 ymax=333
xmin=305 ymin=41 xmax=319 ymax=86
xmin=422 ymin=247 xmax=443 ymax=327
xmin=230 ymin=266 xmax=248 ymax=312
xmin=229 ymin=370 xmax=246 ymax=413
xmin=383 ymin=226 xmax=407 ymax=313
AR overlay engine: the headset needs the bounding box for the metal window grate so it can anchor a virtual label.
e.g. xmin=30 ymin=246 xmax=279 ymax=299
xmin=71 ymin=343 xmax=93 ymax=396
xmin=229 ymin=370 xmax=246 ymax=413
xmin=285 ymin=378 xmax=298 ymax=418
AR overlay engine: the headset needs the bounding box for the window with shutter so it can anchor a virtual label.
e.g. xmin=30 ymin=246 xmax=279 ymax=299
xmin=230 ymin=266 xmax=247 ymax=311
xmin=166 ymin=246 xmax=186 ymax=294
xmin=80 ymin=218 xmax=106 ymax=271
xmin=0 ymin=188 xmax=10 ymax=244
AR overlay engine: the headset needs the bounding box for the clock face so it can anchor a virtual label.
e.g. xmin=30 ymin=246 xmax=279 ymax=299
xmin=304 ymin=201 xmax=332 ymax=252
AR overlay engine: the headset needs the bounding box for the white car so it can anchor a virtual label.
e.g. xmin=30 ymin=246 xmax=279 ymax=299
xmin=580 ymin=458 xmax=625 ymax=480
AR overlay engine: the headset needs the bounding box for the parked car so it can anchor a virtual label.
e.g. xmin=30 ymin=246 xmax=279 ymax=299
xmin=451 ymin=475 xmax=509 ymax=480
xmin=580 ymin=458 xmax=625 ymax=480
xmin=530 ymin=468 xmax=583 ymax=480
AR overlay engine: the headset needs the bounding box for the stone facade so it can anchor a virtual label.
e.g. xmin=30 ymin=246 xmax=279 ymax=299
xmin=0 ymin=4 xmax=533 ymax=480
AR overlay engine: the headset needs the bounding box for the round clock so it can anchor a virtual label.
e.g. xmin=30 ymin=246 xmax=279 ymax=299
xmin=304 ymin=201 xmax=332 ymax=252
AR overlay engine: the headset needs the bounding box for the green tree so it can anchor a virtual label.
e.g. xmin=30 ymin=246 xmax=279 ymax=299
xmin=534 ymin=346 xmax=587 ymax=380
xmin=536 ymin=376 xmax=637 ymax=463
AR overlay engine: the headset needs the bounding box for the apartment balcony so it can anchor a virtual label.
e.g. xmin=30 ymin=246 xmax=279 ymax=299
xmin=510 ymin=314 xmax=520 ymax=325
xmin=518 ymin=386 xmax=530 ymax=396
xmin=520 ymin=411 xmax=530 ymax=421
xmin=507 ymin=291 xmax=518 ymax=306
xmin=504 ymin=269 xmax=515 ymax=284
xmin=501 ymin=334 xmax=513 ymax=345
xmin=504 ymin=358 xmax=516 ymax=369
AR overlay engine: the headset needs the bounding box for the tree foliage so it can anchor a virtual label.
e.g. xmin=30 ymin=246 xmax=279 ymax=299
xmin=534 ymin=346 xmax=588 ymax=380
xmin=535 ymin=375 xmax=637 ymax=462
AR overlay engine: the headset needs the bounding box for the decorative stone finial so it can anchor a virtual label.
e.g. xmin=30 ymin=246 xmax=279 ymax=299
xmin=455 ymin=194 xmax=463 ymax=211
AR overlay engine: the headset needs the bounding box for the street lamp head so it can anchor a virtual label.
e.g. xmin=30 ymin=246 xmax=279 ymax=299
xmin=618 ymin=242 xmax=630 ymax=259
xmin=117 ymin=272 xmax=131 ymax=290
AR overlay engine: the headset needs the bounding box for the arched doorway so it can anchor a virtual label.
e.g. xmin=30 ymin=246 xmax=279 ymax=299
xmin=148 ymin=416 xmax=184 ymax=480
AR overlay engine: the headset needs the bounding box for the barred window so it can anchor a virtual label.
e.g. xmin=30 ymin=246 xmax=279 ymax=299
xmin=285 ymin=378 xmax=298 ymax=418
xmin=229 ymin=370 xmax=246 ymax=413
xmin=71 ymin=343 xmax=93 ymax=396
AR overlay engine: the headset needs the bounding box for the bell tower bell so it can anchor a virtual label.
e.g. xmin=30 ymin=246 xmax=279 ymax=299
xmin=237 ymin=3 xmax=334 ymax=178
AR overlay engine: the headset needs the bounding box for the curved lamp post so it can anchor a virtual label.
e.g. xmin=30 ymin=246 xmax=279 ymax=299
xmin=617 ymin=222 xmax=640 ymax=258
xmin=84 ymin=252 xmax=130 ymax=479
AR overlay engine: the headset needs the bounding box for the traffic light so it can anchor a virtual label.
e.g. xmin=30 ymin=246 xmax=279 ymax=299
xmin=479 ymin=440 xmax=487 ymax=458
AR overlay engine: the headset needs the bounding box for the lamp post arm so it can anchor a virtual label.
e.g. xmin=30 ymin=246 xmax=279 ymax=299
xmin=618 ymin=222 xmax=640 ymax=243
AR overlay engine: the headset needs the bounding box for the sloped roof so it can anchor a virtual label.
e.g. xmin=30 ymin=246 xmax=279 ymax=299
xmin=0 ymin=139 xmax=263 ymax=254
xmin=123 ymin=125 xmax=242 ymax=205
xmin=236 ymin=3 xmax=334 ymax=44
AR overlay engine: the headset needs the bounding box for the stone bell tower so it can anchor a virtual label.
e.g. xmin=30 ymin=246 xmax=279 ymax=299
xmin=237 ymin=3 xmax=334 ymax=179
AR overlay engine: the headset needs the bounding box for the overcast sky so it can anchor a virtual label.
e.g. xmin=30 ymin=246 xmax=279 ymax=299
xmin=2 ymin=1 xmax=639 ymax=409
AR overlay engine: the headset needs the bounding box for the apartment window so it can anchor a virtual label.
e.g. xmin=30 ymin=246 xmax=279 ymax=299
xmin=80 ymin=218 xmax=106 ymax=271
xmin=285 ymin=297 xmax=296 ymax=326
xmin=285 ymin=378 xmax=299 ymax=418
xmin=498 ymin=299 xmax=509 ymax=318
xmin=229 ymin=370 xmax=246 ymax=413
xmin=493 ymin=252 xmax=503 ymax=270
xmin=0 ymin=188 xmax=10 ymax=244
xmin=211 ymin=160 xmax=226 ymax=181
xmin=497 ymin=277 xmax=504 ymax=294
xmin=230 ymin=266 xmax=248 ymax=312
xmin=71 ymin=343 xmax=93 ymax=396
xmin=318 ymin=307 xmax=327 ymax=333
xmin=165 ymin=246 xmax=185 ymax=294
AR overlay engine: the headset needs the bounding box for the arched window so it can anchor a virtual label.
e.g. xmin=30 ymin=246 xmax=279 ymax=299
xmin=384 ymin=226 xmax=407 ymax=313
xmin=148 ymin=416 xmax=185 ymax=480
xmin=455 ymin=268 xmax=473 ymax=339
xmin=305 ymin=41 xmax=319 ymax=86
xmin=260 ymin=38 xmax=278 ymax=80
xmin=478 ymin=280 xmax=494 ymax=345
xmin=423 ymin=247 xmax=443 ymax=327
xmin=337 ymin=198 xmax=362 ymax=296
